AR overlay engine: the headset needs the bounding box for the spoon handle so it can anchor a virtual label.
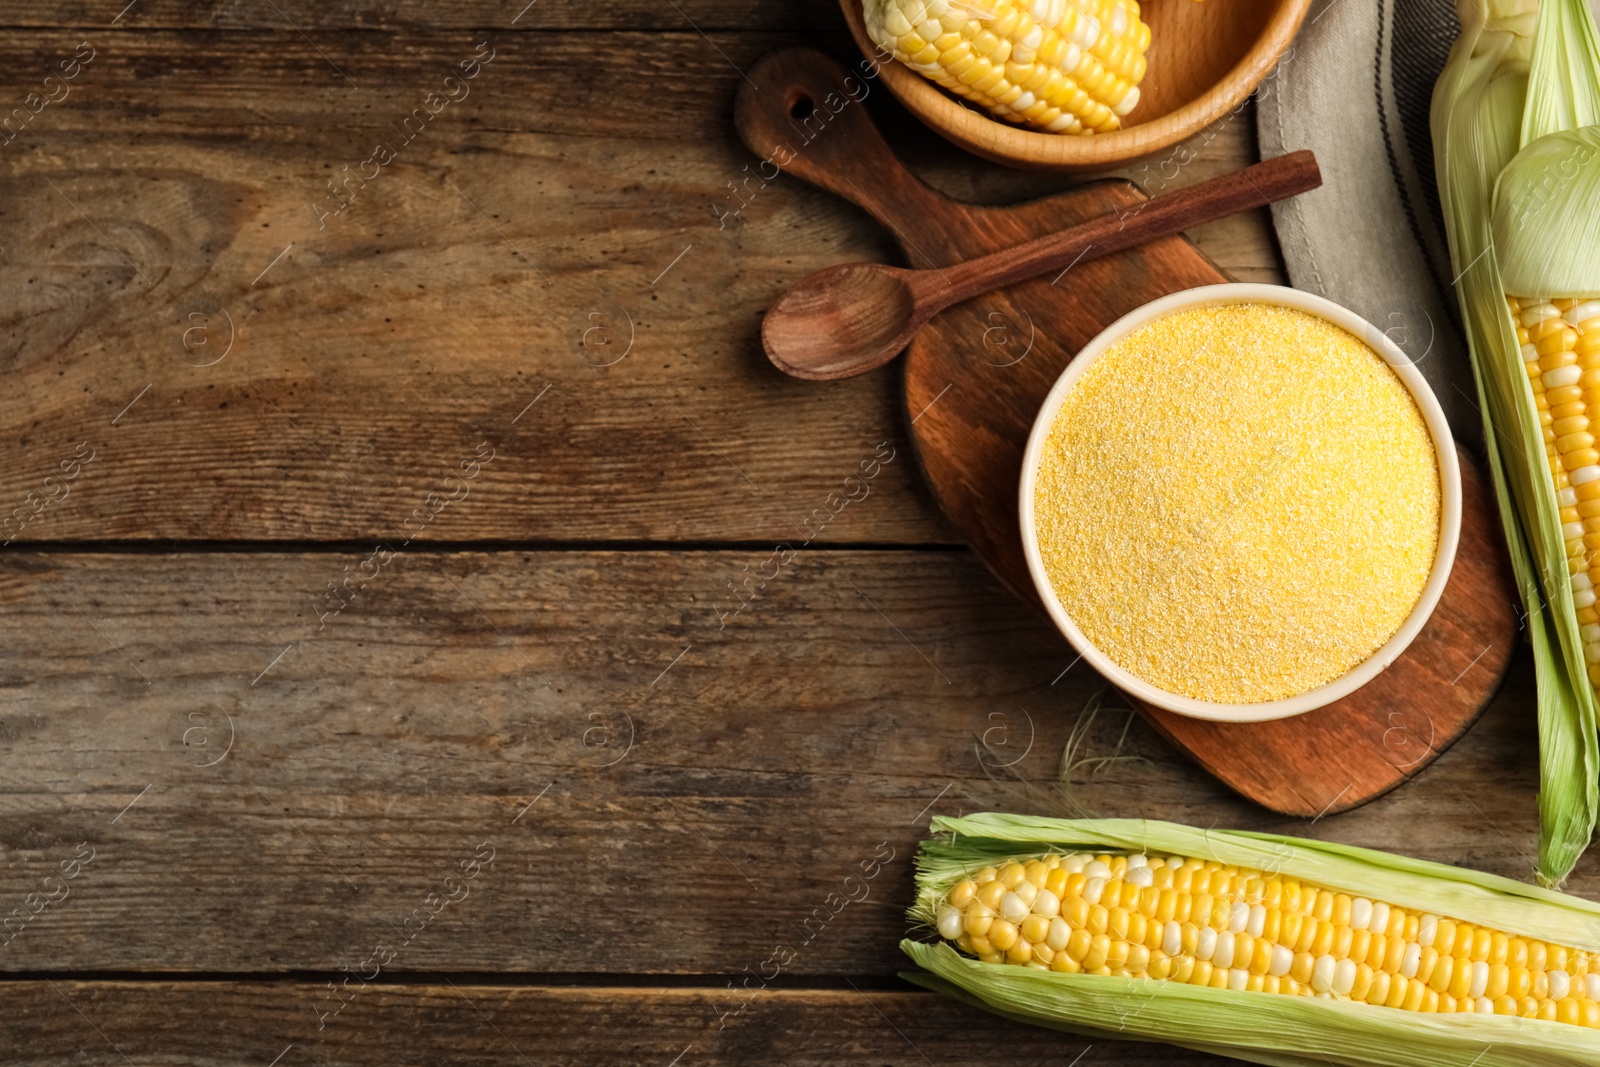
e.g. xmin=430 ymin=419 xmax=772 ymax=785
xmin=922 ymin=151 xmax=1323 ymax=311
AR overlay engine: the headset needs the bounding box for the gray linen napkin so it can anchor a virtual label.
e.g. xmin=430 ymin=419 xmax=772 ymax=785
xmin=1257 ymin=0 xmax=1483 ymax=445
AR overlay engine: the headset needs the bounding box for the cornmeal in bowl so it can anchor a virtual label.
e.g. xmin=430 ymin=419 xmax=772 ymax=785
xmin=1031 ymin=303 xmax=1441 ymax=704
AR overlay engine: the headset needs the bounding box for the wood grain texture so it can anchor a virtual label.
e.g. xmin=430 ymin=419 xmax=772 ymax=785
xmin=2 ymin=982 xmax=1226 ymax=1067
xmin=0 ymin=29 xmax=1272 ymax=545
xmin=0 ymin=0 xmax=839 ymax=31
xmin=736 ymin=50 xmax=1519 ymax=816
xmin=0 ymin=549 xmax=1574 ymax=978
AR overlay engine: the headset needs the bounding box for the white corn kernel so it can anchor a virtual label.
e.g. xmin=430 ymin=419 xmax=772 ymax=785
xmin=1570 ymin=300 xmax=1600 ymax=324
xmin=1213 ymin=931 xmax=1235 ymax=969
xmin=1524 ymin=303 xmax=1563 ymax=326
xmin=1075 ymin=13 xmax=1099 ymax=49
xmin=1333 ymin=958 xmax=1357 ymax=996
xmin=1469 ymin=960 xmax=1489 ymax=999
xmin=1312 ymin=954 xmax=1337 ymax=993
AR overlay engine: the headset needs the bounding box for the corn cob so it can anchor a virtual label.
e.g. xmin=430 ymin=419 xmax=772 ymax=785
xmin=1433 ymin=0 xmax=1600 ymax=887
xmin=861 ymin=0 xmax=1150 ymax=134
xmin=1510 ymin=294 xmax=1600 ymax=684
xmin=904 ymin=814 xmax=1600 ymax=1065
xmin=935 ymin=848 xmax=1600 ymax=1022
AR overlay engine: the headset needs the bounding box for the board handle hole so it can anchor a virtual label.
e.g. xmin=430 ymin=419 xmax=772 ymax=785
xmin=787 ymin=93 xmax=815 ymax=120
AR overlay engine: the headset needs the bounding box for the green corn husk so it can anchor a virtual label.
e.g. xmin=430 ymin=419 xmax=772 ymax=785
xmin=1433 ymin=0 xmax=1600 ymax=887
xmin=901 ymin=813 xmax=1600 ymax=1067
xmin=1495 ymin=128 xmax=1600 ymax=298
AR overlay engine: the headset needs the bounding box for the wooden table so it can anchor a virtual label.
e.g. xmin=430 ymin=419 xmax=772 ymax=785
xmin=0 ymin=3 xmax=1576 ymax=1063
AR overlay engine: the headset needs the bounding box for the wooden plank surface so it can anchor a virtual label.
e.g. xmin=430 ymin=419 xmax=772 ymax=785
xmin=5 ymin=983 xmax=1220 ymax=1066
xmin=3 ymin=0 xmax=841 ymax=31
xmin=0 ymin=548 xmax=1564 ymax=977
xmin=0 ymin=2 xmax=1512 ymax=1064
xmin=0 ymin=27 xmax=1273 ymax=544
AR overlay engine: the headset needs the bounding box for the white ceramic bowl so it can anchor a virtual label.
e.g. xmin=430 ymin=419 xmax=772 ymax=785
xmin=1019 ymin=283 xmax=1462 ymax=723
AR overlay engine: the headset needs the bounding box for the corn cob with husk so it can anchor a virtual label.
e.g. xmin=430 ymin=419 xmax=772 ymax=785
xmin=861 ymin=0 xmax=1151 ymax=134
xmin=1433 ymin=0 xmax=1600 ymax=887
xmin=902 ymin=814 xmax=1600 ymax=1065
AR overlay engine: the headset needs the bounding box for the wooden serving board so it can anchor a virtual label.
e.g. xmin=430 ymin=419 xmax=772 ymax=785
xmin=736 ymin=50 xmax=1521 ymax=817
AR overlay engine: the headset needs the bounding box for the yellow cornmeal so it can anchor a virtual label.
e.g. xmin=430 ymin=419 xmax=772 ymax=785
xmin=1034 ymin=304 xmax=1440 ymax=704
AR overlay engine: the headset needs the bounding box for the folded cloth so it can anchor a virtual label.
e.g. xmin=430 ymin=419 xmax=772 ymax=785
xmin=1258 ymin=0 xmax=1480 ymax=447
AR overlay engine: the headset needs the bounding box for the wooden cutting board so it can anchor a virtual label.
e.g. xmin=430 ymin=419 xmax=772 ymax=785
xmin=736 ymin=49 xmax=1521 ymax=817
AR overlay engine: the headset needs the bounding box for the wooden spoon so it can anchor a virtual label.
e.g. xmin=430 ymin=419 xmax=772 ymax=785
xmin=763 ymin=150 xmax=1322 ymax=380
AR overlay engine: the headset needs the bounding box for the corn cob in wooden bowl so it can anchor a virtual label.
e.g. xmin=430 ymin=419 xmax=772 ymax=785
xmin=842 ymin=0 xmax=1312 ymax=171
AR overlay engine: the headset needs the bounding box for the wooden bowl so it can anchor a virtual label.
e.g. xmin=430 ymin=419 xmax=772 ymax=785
xmin=839 ymin=0 xmax=1314 ymax=171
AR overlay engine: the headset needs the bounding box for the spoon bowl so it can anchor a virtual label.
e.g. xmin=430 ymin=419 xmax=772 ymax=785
xmin=761 ymin=262 xmax=919 ymax=381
